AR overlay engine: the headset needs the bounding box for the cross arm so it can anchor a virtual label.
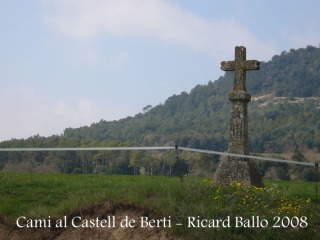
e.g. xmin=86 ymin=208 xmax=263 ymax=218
xmin=221 ymin=60 xmax=260 ymax=71
xmin=244 ymin=60 xmax=260 ymax=70
xmin=220 ymin=61 xmax=235 ymax=71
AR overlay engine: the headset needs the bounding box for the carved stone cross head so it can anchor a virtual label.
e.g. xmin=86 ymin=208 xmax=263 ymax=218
xmin=221 ymin=46 xmax=260 ymax=92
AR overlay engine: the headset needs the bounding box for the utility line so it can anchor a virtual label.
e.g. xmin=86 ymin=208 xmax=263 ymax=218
xmin=0 ymin=146 xmax=316 ymax=167
xmin=179 ymin=147 xmax=316 ymax=167
xmin=0 ymin=146 xmax=174 ymax=152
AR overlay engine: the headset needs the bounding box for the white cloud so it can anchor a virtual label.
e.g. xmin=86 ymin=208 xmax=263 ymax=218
xmin=0 ymin=86 xmax=102 ymax=141
xmin=52 ymin=99 xmax=100 ymax=124
xmin=42 ymin=0 xmax=278 ymax=61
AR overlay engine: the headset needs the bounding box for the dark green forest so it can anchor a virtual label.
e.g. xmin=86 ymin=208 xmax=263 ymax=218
xmin=1 ymin=46 xmax=320 ymax=179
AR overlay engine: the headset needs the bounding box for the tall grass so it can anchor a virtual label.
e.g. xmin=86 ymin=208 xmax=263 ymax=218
xmin=0 ymin=173 xmax=319 ymax=239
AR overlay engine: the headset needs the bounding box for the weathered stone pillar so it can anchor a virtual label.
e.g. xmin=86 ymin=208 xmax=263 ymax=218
xmin=213 ymin=46 xmax=264 ymax=188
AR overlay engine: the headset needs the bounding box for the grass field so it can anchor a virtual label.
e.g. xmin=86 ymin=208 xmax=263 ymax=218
xmin=0 ymin=173 xmax=319 ymax=239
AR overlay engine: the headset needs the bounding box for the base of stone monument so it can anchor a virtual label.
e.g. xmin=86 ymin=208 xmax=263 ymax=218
xmin=213 ymin=158 xmax=264 ymax=188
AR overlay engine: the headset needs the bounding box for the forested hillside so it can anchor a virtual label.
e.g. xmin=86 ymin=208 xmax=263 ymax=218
xmin=61 ymin=45 xmax=320 ymax=152
xmin=1 ymin=46 xmax=320 ymax=178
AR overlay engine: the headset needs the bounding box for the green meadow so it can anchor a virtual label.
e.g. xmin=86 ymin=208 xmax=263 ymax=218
xmin=0 ymin=173 xmax=319 ymax=239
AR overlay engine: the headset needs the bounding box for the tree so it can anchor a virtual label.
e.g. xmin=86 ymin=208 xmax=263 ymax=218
xmin=291 ymin=147 xmax=305 ymax=162
xmin=143 ymin=105 xmax=153 ymax=113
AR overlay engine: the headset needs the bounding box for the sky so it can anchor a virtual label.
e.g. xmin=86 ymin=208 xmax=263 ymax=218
xmin=0 ymin=0 xmax=320 ymax=141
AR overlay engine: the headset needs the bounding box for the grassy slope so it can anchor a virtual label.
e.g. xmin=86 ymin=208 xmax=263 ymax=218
xmin=0 ymin=173 xmax=319 ymax=239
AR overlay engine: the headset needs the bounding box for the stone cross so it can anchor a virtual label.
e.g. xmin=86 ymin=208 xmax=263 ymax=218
xmin=213 ymin=46 xmax=264 ymax=188
xmin=221 ymin=46 xmax=260 ymax=92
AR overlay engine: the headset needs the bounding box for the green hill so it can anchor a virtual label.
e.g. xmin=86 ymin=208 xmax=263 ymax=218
xmin=63 ymin=45 xmax=320 ymax=152
xmin=1 ymin=45 xmax=320 ymax=176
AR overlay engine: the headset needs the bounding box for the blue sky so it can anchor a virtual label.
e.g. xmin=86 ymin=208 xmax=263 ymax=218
xmin=0 ymin=0 xmax=320 ymax=141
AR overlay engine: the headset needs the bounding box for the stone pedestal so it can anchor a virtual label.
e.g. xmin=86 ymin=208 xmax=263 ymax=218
xmin=213 ymin=158 xmax=264 ymax=187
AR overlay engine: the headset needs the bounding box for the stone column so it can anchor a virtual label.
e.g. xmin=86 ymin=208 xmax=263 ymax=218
xmin=213 ymin=46 xmax=264 ymax=188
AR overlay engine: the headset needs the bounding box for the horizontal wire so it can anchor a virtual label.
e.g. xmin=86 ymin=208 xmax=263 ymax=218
xmin=0 ymin=146 xmax=316 ymax=167
xmin=0 ymin=146 xmax=175 ymax=152
xmin=179 ymin=147 xmax=315 ymax=166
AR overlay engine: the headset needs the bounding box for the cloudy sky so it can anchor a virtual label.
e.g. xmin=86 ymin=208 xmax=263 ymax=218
xmin=0 ymin=0 xmax=319 ymax=141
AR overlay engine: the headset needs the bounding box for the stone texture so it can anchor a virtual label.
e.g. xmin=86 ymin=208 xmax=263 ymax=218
xmin=213 ymin=46 xmax=264 ymax=188
xmin=213 ymin=159 xmax=264 ymax=187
